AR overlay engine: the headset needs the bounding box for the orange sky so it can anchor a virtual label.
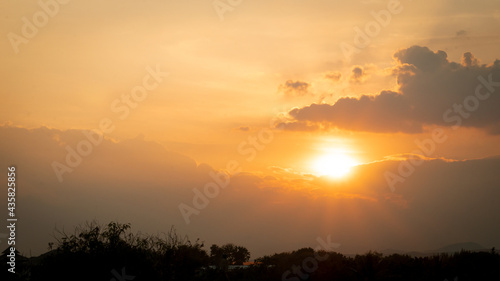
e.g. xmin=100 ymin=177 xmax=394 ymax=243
xmin=1 ymin=0 xmax=500 ymax=258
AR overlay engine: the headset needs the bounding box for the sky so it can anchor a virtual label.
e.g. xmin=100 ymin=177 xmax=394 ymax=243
xmin=1 ymin=0 xmax=500 ymax=259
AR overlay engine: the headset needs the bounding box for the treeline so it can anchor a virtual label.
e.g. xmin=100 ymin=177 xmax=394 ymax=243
xmin=1 ymin=221 xmax=500 ymax=281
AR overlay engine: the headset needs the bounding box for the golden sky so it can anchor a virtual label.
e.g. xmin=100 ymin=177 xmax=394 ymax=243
xmin=1 ymin=0 xmax=500 ymax=258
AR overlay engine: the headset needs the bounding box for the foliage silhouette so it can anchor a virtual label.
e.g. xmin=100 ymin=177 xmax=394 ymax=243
xmin=4 ymin=221 xmax=500 ymax=281
xmin=210 ymin=243 xmax=250 ymax=265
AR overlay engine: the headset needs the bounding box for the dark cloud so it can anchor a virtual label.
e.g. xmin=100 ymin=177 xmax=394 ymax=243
xmin=393 ymin=46 xmax=449 ymax=72
xmin=461 ymin=52 xmax=479 ymax=67
xmin=288 ymin=91 xmax=422 ymax=133
xmin=281 ymin=46 xmax=500 ymax=133
xmin=279 ymin=80 xmax=311 ymax=97
xmin=235 ymin=126 xmax=250 ymax=132
xmin=350 ymin=66 xmax=365 ymax=83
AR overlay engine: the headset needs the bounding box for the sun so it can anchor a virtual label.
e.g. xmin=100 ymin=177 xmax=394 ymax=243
xmin=312 ymin=151 xmax=358 ymax=178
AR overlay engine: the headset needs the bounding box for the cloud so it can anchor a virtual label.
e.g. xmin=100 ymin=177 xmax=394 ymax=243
xmin=1 ymin=124 xmax=500 ymax=258
xmin=350 ymin=66 xmax=366 ymax=83
xmin=287 ymin=91 xmax=422 ymax=133
xmin=239 ymin=155 xmax=500 ymax=254
xmin=393 ymin=46 xmax=449 ymax=72
xmin=278 ymin=80 xmax=311 ymax=97
xmin=324 ymin=71 xmax=342 ymax=82
xmin=280 ymin=45 xmax=500 ymax=133
xmin=0 ymin=124 xmax=208 ymax=253
xmin=462 ymin=52 xmax=479 ymax=67
xmin=275 ymin=119 xmax=320 ymax=132
xmin=456 ymin=29 xmax=467 ymax=37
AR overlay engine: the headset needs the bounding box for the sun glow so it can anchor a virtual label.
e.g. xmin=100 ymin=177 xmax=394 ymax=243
xmin=312 ymin=151 xmax=358 ymax=178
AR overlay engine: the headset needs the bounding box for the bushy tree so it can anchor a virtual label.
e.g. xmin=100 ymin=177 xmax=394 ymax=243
xmin=210 ymin=243 xmax=250 ymax=265
xmin=31 ymin=221 xmax=208 ymax=281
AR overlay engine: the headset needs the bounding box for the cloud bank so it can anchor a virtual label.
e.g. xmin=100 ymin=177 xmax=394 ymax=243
xmin=1 ymin=124 xmax=500 ymax=258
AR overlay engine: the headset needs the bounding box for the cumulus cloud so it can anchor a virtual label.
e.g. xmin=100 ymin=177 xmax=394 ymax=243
xmin=278 ymin=80 xmax=311 ymax=97
xmin=393 ymin=46 xmax=449 ymax=72
xmin=280 ymin=46 xmax=500 ymax=133
xmin=350 ymin=66 xmax=366 ymax=83
xmin=462 ymin=51 xmax=479 ymax=67
xmin=287 ymin=91 xmax=422 ymax=133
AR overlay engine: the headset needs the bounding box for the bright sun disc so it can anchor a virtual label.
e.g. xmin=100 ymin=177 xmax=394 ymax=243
xmin=313 ymin=152 xmax=358 ymax=178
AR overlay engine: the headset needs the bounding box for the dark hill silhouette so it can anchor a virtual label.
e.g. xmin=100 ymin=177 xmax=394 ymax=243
xmin=433 ymin=242 xmax=486 ymax=253
xmin=381 ymin=242 xmax=490 ymax=257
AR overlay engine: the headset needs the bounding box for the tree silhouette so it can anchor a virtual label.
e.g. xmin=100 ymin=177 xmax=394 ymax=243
xmin=14 ymin=220 xmax=500 ymax=281
xmin=210 ymin=243 xmax=250 ymax=265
